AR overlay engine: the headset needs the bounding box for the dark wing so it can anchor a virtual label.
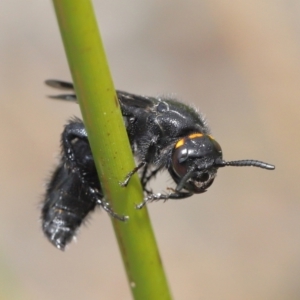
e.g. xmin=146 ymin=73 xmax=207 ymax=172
xmin=45 ymin=80 xmax=76 ymax=102
xmin=116 ymin=90 xmax=157 ymax=110
xmin=45 ymin=79 xmax=156 ymax=110
xmin=45 ymin=79 xmax=74 ymax=90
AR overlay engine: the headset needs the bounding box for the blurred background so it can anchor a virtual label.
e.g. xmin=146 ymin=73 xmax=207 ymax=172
xmin=1 ymin=1 xmax=300 ymax=299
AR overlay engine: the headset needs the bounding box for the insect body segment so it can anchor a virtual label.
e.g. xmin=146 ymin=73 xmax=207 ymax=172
xmin=42 ymin=119 xmax=126 ymax=250
xmin=42 ymin=80 xmax=275 ymax=249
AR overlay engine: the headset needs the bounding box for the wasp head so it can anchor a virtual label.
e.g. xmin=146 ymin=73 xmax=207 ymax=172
xmin=170 ymin=133 xmax=275 ymax=195
xmin=170 ymin=133 xmax=222 ymax=193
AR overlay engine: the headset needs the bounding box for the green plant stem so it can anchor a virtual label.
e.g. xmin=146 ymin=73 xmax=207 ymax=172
xmin=51 ymin=0 xmax=172 ymax=299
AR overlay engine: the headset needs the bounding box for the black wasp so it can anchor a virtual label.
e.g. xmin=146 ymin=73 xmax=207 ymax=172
xmin=42 ymin=80 xmax=275 ymax=250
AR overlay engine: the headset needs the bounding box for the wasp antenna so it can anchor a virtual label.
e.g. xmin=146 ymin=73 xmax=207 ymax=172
xmin=223 ymin=159 xmax=275 ymax=170
xmin=176 ymin=167 xmax=195 ymax=191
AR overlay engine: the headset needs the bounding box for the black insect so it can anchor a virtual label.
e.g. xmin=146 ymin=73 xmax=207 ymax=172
xmin=42 ymin=80 xmax=275 ymax=250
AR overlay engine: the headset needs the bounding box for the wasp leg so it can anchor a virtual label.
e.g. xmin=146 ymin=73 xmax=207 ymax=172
xmin=62 ymin=120 xmax=128 ymax=219
xmin=140 ymin=165 xmax=161 ymax=189
xmin=120 ymin=132 xmax=161 ymax=188
xmin=119 ymin=161 xmax=146 ymax=187
xmin=136 ymin=190 xmax=193 ymax=209
xmin=96 ymin=198 xmax=128 ymax=221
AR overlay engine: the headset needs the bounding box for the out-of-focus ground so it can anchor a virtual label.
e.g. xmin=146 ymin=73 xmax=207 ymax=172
xmin=1 ymin=1 xmax=300 ymax=299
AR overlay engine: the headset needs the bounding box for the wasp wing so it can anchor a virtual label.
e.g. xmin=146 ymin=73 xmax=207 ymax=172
xmin=116 ymin=91 xmax=156 ymax=110
xmin=45 ymin=79 xmax=74 ymax=90
xmin=45 ymin=79 xmax=156 ymax=110
xmin=45 ymin=80 xmax=76 ymax=102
